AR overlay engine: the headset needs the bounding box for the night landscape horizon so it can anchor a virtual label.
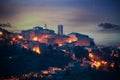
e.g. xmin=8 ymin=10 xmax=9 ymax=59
xmin=0 ymin=0 xmax=120 ymax=80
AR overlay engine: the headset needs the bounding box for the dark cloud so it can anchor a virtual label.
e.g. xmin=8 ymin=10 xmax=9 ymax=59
xmin=0 ymin=0 xmax=119 ymax=28
xmin=98 ymin=23 xmax=120 ymax=33
xmin=0 ymin=23 xmax=12 ymax=27
xmin=0 ymin=4 xmax=21 ymax=19
xmin=0 ymin=0 xmax=119 ymax=19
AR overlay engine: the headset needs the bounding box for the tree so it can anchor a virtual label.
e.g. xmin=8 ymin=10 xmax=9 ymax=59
xmin=73 ymin=46 xmax=88 ymax=59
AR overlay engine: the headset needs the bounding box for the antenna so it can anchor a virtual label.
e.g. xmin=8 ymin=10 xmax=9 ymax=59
xmin=44 ymin=24 xmax=47 ymax=29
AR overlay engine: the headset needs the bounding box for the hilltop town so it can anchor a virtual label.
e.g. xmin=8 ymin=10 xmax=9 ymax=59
xmin=0 ymin=25 xmax=120 ymax=80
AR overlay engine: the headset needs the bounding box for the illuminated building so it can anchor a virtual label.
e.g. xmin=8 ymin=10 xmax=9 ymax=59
xmin=21 ymin=25 xmax=95 ymax=46
xmin=42 ymin=29 xmax=54 ymax=34
xmin=68 ymin=32 xmax=95 ymax=46
xmin=58 ymin=24 xmax=63 ymax=35
xmin=34 ymin=26 xmax=43 ymax=31
xmin=21 ymin=29 xmax=35 ymax=40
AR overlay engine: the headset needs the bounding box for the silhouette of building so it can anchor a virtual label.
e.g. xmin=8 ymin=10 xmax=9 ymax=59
xmin=58 ymin=25 xmax=63 ymax=35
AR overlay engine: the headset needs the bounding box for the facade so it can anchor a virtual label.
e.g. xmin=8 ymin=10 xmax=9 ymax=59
xmin=21 ymin=29 xmax=35 ymax=40
xmin=68 ymin=32 xmax=95 ymax=46
xmin=21 ymin=26 xmax=95 ymax=47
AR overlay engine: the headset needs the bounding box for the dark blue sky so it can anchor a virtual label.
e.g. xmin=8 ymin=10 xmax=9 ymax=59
xmin=0 ymin=0 xmax=120 ymax=45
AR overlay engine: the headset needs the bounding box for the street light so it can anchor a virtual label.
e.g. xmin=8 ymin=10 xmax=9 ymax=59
xmin=0 ymin=31 xmax=3 ymax=36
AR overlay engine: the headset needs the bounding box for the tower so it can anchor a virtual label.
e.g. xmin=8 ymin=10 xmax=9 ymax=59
xmin=58 ymin=24 xmax=63 ymax=35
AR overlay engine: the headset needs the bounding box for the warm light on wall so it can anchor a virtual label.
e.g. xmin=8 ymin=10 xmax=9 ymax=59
xmin=32 ymin=46 xmax=41 ymax=54
xmin=110 ymin=62 xmax=115 ymax=68
xmin=68 ymin=39 xmax=72 ymax=43
xmin=0 ymin=31 xmax=3 ymax=36
xmin=33 ymin=37 xmax=38 ymax=41
xmin=101 ymin=61 xmax=107 ymax=65
xmin=88 ymin=52 xmax=109 ymax=70
xmin=41 ymin=70 xmax=49 ymax=74
xmin=12 ymin=38 xmax=16 ymax=41
xmin=50 ymin=67 xmax=62 ymax=71
xmin=89 ymin=53 xmax=94 ymax=59
xmin=22 ymin=45 xmax=28 ymax=49
xmin=58 ymin=43 xmax=62 ymax=46
xmin=18 ymin=35 xmax=23 ymax=39
xmin=91 ymin=61 xmax=101 ymax=69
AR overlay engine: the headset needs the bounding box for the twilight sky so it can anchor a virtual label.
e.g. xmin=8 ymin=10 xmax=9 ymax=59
xmin=0 ymin=0 xmax=120 ymax=45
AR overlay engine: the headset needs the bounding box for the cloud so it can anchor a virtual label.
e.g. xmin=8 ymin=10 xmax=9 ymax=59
xmin=98 ymin=23 xmax=120 ymax=33
xmin=0 ymin=0 xmax=119 ymax=33
xmin=0 ymin=23 xmax=12 ymax=27
xmin=0 ymin=4 xmax=21 ymax=19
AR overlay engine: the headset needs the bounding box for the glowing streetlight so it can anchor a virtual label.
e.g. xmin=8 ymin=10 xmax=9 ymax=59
xmin=32 ymin=46 xmax=41 ymax=54
xmin=18 ymin=35 xmax=23 ymax=39
xmin=0 ymin=31 xmax=3 ymax=36
xmin=33 ymin=37 xmax=38 ymax=41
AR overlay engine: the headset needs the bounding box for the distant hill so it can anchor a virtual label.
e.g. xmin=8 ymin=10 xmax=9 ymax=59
xmin=0 ymin=43 xmax=72 ymax=77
